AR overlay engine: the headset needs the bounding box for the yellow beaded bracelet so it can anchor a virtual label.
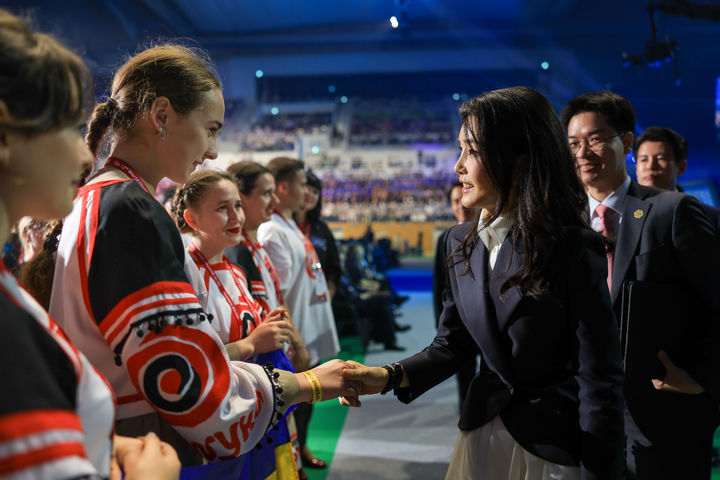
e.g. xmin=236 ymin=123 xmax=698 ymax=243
xmin=302 ymin=370 xmax=322 ymax=403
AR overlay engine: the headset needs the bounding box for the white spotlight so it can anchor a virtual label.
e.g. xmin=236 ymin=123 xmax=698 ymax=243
xmin=390 ymin=16 xmax=399 ymax=29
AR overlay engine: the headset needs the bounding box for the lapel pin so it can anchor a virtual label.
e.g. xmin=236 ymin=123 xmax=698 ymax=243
xmin=633 ymin=209 xmax=644 ymax=219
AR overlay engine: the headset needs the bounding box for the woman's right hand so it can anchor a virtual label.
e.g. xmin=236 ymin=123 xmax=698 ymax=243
xmin=116 ymin=432 xmax=180 ymax=480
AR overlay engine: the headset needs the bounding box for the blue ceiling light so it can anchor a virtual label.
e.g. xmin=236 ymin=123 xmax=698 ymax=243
xmin=452 ymin=93 xmax=460 ymax=101
xmin=328 ymin=85 xmax=336 ymax=93
xmin=271 ymin=106 xmax=279 ymax=115
xmin=311 ymin=146 xmax=320 ymax=154
xmin=340 ymin=96 xmax=348 ymax=103
xmin=541 ymin=61 xmax=550 ymax=70
xmin=255 ymin=69 xmax=264 ymax=78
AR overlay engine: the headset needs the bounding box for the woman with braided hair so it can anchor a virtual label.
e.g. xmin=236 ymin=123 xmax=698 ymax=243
xmin=48 ymin=42 xmax=358 ymax=469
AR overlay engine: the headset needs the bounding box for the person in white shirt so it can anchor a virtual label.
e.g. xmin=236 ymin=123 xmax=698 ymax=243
xmin=258 ymin=157 xmax=339 ymax=471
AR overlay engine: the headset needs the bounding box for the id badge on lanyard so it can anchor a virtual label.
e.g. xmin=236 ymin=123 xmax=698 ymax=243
xmin=308 ymin=259 xmax=328 ymax=305
xmin=275 ymin=211 xmax=329 ymax=305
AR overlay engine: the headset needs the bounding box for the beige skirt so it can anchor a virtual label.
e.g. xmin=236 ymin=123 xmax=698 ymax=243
xmin=445 ymin=415 xmax=580 ymax=480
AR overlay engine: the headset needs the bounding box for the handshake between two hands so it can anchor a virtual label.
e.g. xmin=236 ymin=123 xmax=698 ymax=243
xmin=308 ymin=349 xmax=705 ymax=413
xmin=306 ymin=359 xmax=394 ymax=408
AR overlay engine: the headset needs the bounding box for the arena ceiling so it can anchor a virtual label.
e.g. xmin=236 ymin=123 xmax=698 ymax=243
xmin=8 ymin=0 xmax=720 ymax=66
xmin=6 ymin=0 xmax=720 ymax=162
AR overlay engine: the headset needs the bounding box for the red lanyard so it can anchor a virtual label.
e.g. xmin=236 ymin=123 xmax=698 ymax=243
xmin=241 ymin=230 xmax=285 ymax=305
xmin=106 ymin=156 xmax=153 ymax=196
xmin=299 ymin=219 xmax=311 ymax=239
xmin=273 ymin=211 xmax=322 ymax=279
xmin=188 ymin=243 xmax=262 ymax=336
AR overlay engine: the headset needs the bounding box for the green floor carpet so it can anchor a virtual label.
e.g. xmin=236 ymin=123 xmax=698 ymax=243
xmin=305 ymin=336 xmax=366 ymax=480
xmin=713 ymin=429 xmax=720 ymax=480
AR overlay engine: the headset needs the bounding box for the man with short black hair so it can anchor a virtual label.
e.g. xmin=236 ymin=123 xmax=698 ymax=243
xmin=562 ymin=91 xmax=720 ymax=479
xmin=258 ymin=157 xmax=339 ymax=365
xmin=635 ymin=126 xmax=720 ymax=228
xmin=258 ymin=157 xmax=339 ymax=473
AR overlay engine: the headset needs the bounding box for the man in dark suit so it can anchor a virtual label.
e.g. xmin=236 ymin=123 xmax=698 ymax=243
xmin=634 ymin=126 xmax=720 ymax=228
xmin=561 ymin=91 xmax=720 ymax=479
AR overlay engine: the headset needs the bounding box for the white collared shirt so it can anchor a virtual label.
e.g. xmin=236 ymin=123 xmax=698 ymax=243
xmin=477 ymin=211 xmax=514 ymax=274
xmin=588 ymin=176 xmax=631 ymax=237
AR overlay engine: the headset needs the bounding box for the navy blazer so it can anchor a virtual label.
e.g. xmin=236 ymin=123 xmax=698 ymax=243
xmin=398 ymin=223 xmax=625 ymax=479
xmin=611 ymin=181 xmax=720 ymax=441
xmin=700 ymin=203 xmax=720 ymax=230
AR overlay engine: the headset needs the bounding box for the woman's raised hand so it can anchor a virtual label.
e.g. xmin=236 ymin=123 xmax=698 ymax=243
xmin=246 ymin=312 xmax=294 ymax=354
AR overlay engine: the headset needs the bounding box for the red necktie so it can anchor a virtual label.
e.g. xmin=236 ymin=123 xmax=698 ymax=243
xmin=594 ymin=204 xmax=615 ymax=292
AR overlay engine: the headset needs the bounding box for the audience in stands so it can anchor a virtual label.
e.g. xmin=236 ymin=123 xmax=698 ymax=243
xmin=349 ymin=99 xmax=454 ymax=146
xmin=321 ymin=172 xmax=457 ymax=222
xmin=244 ymin=111 xmax=332 ymax=151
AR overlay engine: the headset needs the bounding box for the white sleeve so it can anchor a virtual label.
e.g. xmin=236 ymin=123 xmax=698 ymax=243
xmin=258 ymin=225 xmax=294 ymax=292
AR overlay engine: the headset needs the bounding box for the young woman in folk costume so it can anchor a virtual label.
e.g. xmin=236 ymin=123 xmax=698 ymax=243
xmin=48 ymin=43 xmax=358 ymax=469
xmin=173 ymin=169 xmax=304 ymax=478
xmin=0 ymin=8 xmax=179 ymax=479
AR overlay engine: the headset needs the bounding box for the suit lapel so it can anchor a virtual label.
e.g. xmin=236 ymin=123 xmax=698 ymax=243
xmin=611 ymin=183 xmax=651 ymax=303
xmin=449 ymin=229 xmax=518 ymax=388
xmin=448 ymin=230 xmax=490 ymax=335
xmin=488 ymin=238 xmax=524 ymax=333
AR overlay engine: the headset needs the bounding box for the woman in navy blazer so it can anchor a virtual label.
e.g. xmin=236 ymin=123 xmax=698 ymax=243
xmin=343 ymin=86 xmax=625 ymax=479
